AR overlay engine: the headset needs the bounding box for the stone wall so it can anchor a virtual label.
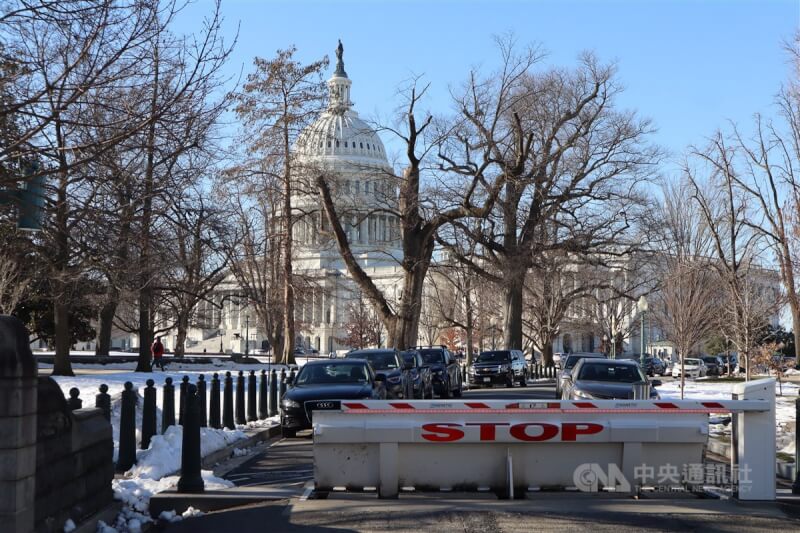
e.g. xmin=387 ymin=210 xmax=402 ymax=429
xmin=0 ymin=316 xmax=38 ymax=533
xmin=34 ymin=378 xmax=114 ymax=533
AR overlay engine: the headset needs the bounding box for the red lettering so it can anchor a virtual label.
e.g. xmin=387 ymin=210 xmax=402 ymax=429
xmin=466 ymin=422 xmax=510 ymax=441
xmin=561 ymin=422 xmax=604 ymax=441
xmin=421 ymin=423 xmax=464 ymax=442
xmin=509 ymin=422 xmax=559 ymax=442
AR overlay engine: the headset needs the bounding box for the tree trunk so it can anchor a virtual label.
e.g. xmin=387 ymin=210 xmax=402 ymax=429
xmin=502 ymin=267 xmax=525 ymax=350
xmin=135 ymin=288 xmax=153 ymax=372
xmin=541 ymin=341 xmax=554 ymax=367
xmin=52 ymin=299 xmax=74 ymax=376
xmin=281 ymin=126 xmax=296 ymax=366
xmin=95 ymin=296 xmax=118 ymax=356
xmin=174 ymin=313 xmax=188 ymax=358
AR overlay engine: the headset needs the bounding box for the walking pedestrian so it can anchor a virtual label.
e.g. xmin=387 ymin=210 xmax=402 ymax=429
xmin=152 ymin=336 xmax=165 ymax=371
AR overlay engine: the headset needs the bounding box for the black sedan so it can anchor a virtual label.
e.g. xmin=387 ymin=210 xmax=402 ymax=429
xmin=344 ymin=348 xmax=412 ymax=399
xmin=561 ymin=359 xmax=661 ymax=400
xmin=279 ymin=360 xmax=386 ymax=438
xmin=401 ymin=349 xmax=433 ymax=399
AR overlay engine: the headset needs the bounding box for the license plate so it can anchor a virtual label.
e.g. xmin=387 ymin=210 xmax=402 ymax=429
xmin=483 ymin=377 xmax=491 ymax=382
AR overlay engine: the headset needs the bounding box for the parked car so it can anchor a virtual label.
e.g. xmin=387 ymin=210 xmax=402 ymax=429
xmin=642 ymin=356 xmax=667 ymax=377
xmin=468 ymin=349 xmax=528 ymax=388
xmin=718 ymin=354 xmax=737 ymax=374
xmin=671 ymin=358 xmax=707 ymax=379
xmin=562 ymin=359 xmax=661 ymax=400
xmin=401 ymin=349 xmax=433 ymax=399
xmin=279 ymin=359 xmax=386 ymax=438
xmin=415 ymin=346 xmax=463 ymax=398
xmin=701 ymin=356 xmax=724 ymax=376
xmin=556 ymin=353 xmax=607 ymax=398
xmin=344 ymin=348 xmax=412 ymax=399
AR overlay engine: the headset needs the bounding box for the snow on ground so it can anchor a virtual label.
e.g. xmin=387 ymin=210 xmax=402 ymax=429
xmin=659 ymin=378 xmax=798 ymax=455
xmin=44 ymin=363 xmax=280 ymax=532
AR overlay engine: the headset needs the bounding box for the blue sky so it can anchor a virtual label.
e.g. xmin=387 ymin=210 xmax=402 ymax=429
xmin=177 ymin=0 xmax=798 ymax=168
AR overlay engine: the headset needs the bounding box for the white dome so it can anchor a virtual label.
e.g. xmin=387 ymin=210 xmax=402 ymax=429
xmin=295 ymin=110 xmax=388 ymax=165
xmin=295 ymin=40 xmax=389 ymax=168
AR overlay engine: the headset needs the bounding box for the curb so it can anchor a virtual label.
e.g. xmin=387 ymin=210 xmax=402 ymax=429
xmin=202 ymin=424 xmax=281 ymax=470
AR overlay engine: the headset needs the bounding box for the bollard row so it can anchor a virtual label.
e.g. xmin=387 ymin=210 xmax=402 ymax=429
xmin=67 ymin=368 xmax=287 ymax=474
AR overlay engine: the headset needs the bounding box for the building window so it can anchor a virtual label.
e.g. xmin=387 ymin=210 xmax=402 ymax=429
xmin=360 ymin=142 xmax=363 ymax=148
xmin=364 ymin=182 xmax=370 ymax=194
xmin=355 ymin=181 xmax=360 ymax=194
xmin=335 ymin=140 xmax=339 ymax=147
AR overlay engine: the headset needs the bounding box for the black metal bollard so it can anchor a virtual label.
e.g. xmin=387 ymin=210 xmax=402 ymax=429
xmin=235 ymin=370 xmax=246 ymax=425
xmin=247 ymin=370 xmax=257 ymax=422
xmin=177 ymin=384 xmax=204 ymax=493
xmin=179 ymin=375 xmax=189 ymax=425
xmin=209 ymin=373 xmax=221 ymax=429
xmin=142 ymin=379 xmax=157 ymax=450
xmin=117 ymin=381 xmax=137 ymax=472
xmin=259 ymin=369 xmax=268 ymax=420
xmin=95 ymin=384 xmax=111 ymax=421
xmin=223 ymin=371 xmax=235 ymax=430
xmin=162 ymin=377 xmax=176 ymax=433
xmin=793 ymin=396 xmax=800 ymax=494
xmin=66 ymin=387 xmax=82 ymax=410
xmin=197 ymin=375 xmax=208 ymax=428
xmin=279 ymin=368 xmax=287 ymax=400
xmin=268 ymin=369 xmax=278 ymax=417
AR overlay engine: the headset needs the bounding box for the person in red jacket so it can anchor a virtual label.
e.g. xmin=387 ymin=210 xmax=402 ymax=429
xmin=151 ymin=337 xmax=165 ymax=370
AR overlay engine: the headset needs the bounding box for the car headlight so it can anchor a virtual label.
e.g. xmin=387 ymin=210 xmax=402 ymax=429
xmin=574 ymin=390 xmax=596 ymax=400
xmin=500 ymin=364 xmax=510 ymax=371
xmin=282 ymin=399 xmax=300 ymax=409
xmin=433 ymin=368 xmax=444 ymax=375
xmin=387 ymin=375 xmax=401 ymax=384
xmin=468 ymin=367 xmax=476 ymax=374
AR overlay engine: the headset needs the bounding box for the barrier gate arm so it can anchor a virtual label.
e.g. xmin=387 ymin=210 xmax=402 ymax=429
xmin=313 ymin=378 xmax=776 ymax=500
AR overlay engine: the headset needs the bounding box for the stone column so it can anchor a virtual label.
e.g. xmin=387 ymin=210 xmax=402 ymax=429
xmin=0 ymin=316 xmax=37 ymax=533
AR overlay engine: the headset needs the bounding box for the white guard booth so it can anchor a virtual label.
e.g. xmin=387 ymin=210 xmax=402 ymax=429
xmin=313 ymin=378 xmax=775 ymax=500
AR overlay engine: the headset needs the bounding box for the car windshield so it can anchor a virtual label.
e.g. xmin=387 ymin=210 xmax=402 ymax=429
xmin=401 ymin=353 xmax=416 ymax=366
xmin=419 ymin=349 xmax=445 ymax=364
xmin=345 ymin=351 xmax=398 ymax=370
xmin=564 ymin=355 xmax=596 ymax=369
xmin=702 ymin=358 xmax=717 ymax=363
xmin=577 ymin=363 xmax=645 ymax=383
xmin=685 ymin=358 xmax=701 ymax=365
xmin=295 ymin=363 xmax=368 ymax=385
xmin=475 ymin=351 xmax=511 ymax=364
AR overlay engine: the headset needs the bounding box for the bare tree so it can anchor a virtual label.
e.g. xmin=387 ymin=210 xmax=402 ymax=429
xmin=441 ymin=39 xmax=657 ymax=353
xmin=234 ymin=46 xmax=329 ymax=364
xmin=650 ymin=179 xmax=722 ymax=397
xmin=316 ymin=60 xmax=501 ymax=350
xmin=160 ymin=190 xmax=228 ymax=357
xmin=338 ymin=291 xmax=382 ymax=350
xmin=688 ymin=137 xmax=781 ymax=380
xmin=0 ymin=254 xmax=29 ymax=314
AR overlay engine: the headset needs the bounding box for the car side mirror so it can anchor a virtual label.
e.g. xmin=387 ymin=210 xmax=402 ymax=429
xmin=651 ymin=379 xmax=662 ymax=387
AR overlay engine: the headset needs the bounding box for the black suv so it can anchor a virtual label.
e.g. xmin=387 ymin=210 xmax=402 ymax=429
xmin=469 ymin=349 xmax=528 ymax=388
xmin=415 ymin=346 xmax=462 ymax=398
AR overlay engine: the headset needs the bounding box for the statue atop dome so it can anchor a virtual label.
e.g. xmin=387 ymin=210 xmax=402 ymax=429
xmin=334 ymin=39 xmax=348 ymax=78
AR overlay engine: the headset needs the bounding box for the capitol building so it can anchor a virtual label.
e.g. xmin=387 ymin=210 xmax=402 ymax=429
xmin=181 ymin=42 xmax=406 ymax=355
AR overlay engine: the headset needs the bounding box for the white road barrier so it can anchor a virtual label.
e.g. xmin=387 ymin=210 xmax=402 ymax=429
xmin=312 ymin=378 xmax=775 ymax=500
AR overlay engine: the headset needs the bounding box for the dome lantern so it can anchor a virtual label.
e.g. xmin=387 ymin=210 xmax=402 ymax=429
xmin=328 ymin=40 xmax=352 ymax=113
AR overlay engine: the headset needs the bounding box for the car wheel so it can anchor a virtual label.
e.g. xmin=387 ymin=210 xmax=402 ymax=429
xmin=453 ymin=383 xmax=462 ymax=397
xmin=506 ymin=374 xmax=514 ymax=388
xmin=441 ymin=379 xmax=451 ymax=399
xmin=518 ymin=372 xmax=527 ymax=387
xmin=281 ymin=426 xmax=296 ymax=439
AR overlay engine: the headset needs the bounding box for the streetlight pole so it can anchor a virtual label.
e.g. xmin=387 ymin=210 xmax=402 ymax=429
xmin=638 ymin=296 xmax=648 ymax=368
xmin=245 ymin=315 xmax=250 ymax=357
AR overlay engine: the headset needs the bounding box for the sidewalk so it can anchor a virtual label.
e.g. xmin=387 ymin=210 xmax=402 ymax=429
xmin=156 ymin=491 xmax=800 ymax=532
